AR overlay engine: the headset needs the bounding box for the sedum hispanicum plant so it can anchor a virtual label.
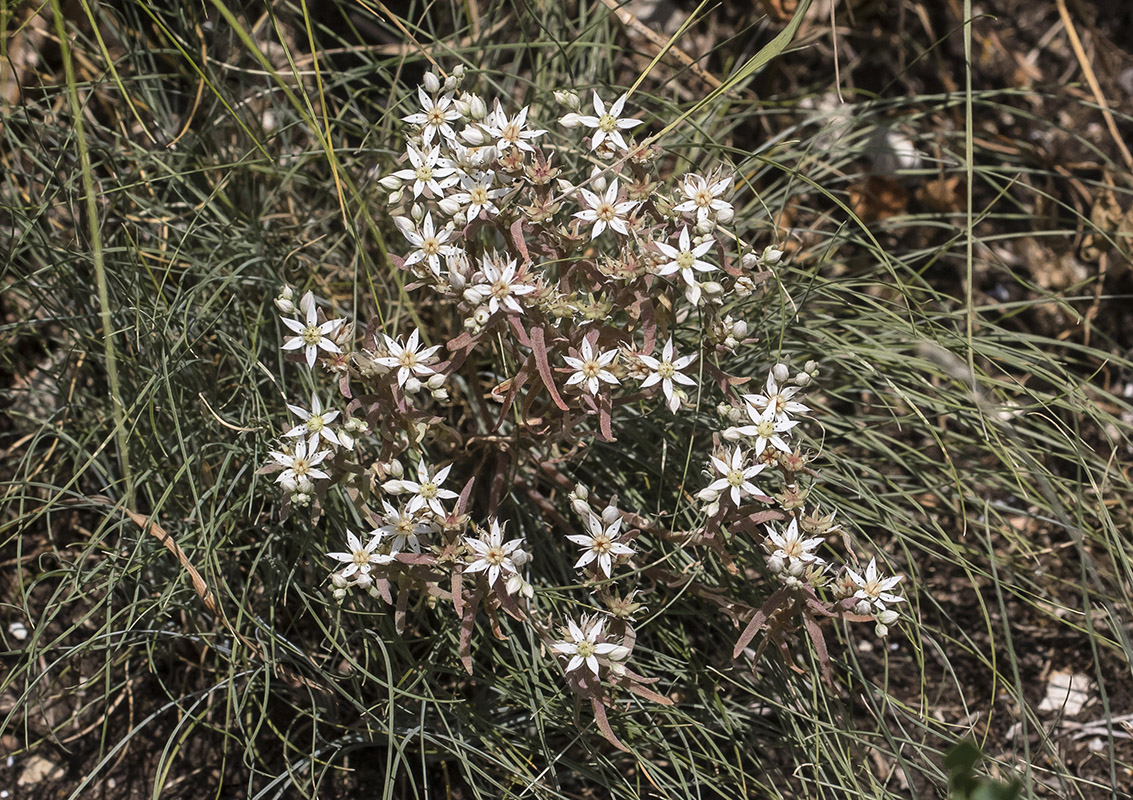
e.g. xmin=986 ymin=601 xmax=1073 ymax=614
xmin=257 ymin=68 xmax=905 ymax=750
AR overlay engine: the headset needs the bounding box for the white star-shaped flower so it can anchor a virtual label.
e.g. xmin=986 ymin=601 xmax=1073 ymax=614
xmin=401 ymin=86 xmax=461 ymax=145
xmin=448 ymin=172 xmax=509 ymax=219
xmin=396 ymin=213 xmax=458 ymax=277
xmin=742 ymin=369 xmax=810 ymax=424
xmin=270 ymin=437 xmax=331 ymax=488
xmin=566 ymin=512 xmax=635 ymax=578
xmin=327 ymin=529 xmax=392 ymax=580
xmin=551 ymin=616 xmax=630 ymax=676
xmin=672 ymin=173 xmax=733 ymax=223
xmin=374 ymin=328 xmax=443 ymax=388
xmin=400 ymin=460 xmax=460 ymax=517
xmin=283 ymin=393 xmax=341 ymax=451
xmin=373 ymin=500 xmax=435 ymax=554
xmin=637 ymin=338 xmax=697 ymax=413
xmin=563 ymin=338 xmax=620 ymax=396
xmin=653 ymin=227 xmax=716 ymax=305
xmin=731 ymin=410 xmax=799 ymax=457
xmin=764 ymin=517 xmax=825 ymax=576
xmin=463 ymin=518 xmax=525 ymax=588
xmin=847 ymin=558 xmax=905 ymax=612
xmin=391 ymin=144 xmax=458 ymax=199
xmin=574 ymin=178 xmax=638 ymax=239
xmin=705 ymin=446 xmax=766 ymax=508
xmin=280 ymin=291 xmax=346 ymax=369
xmin=481 ymin=102 xmax=546 ymax=153
xmin=467 ymin=254 xmax=536 ymax=316
xmin=576 ymin=92 xmax=644 ymax=151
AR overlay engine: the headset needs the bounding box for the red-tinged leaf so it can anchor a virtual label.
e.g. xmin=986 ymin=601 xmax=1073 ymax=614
xmin=590 ymin=698 xmax=629 ymax=752
xmin=447 ymin=330 xmax=474 ymax=351
xmin=459 ymin=592 xmax=480 ymax=675
xmin=394 ymin=553 xmax=435 ymax=566
xmin=456 ymin=475 xmax=476 ymax=516
xmin=389 ymin=252 xmax=405 ymax=270
xmin=598 ymin=399 xmax=615 ymax=442
xmin=510 ymin=217 xmax=530 ymax=263
xmin=639 ymin=296 xmax=657 ymax=354
xmin=395 ymin=584 xmax=409 ymax=635
xmin=802 ymin=613 xmax=834 ymax=685
xmin=626 ymin=682 xmax=673 ymax=706
xmin=451 ymin=570 xmax=464 ymax=618
xmin=732 ymin=586 xmax=791 ymax=660
xmin=374 ymin=578 xmax=393 ymax=605
xmin=507 ymin=315 xmax=531 ymax=348
xmin=530 ymin=326 xmax=569 ymax=410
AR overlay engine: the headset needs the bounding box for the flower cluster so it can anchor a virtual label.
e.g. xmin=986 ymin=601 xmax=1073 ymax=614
xmin=257 ymin=68 xmax=906 ymax=750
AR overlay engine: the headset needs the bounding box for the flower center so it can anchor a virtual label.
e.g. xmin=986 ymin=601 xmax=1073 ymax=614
xmin=657 ymin=362 xmax=675 ymax=379
xmin=491 ymin=279 xmax=510 ymax=299
xmin=598 ymin=113 xmax=617 ymax=133
xmin=421 ymin=237 xmax=441 ymax=256
xmin=426 ymin=107 xmax=446 ymax=126
xmin=396 ymin=517 xmax=414 ymax=535
xmin=575 ymin=640 xmax=596 ymax=659
xmin=756 ymin=419 xmax=775 ymax=437
xmin=501 ymin=122 xmax=521 ymax=143
xmin=307 ymin=415 xmax=324 ymax=432
xmin=591 ymin=533 xmax=612 ymax=554
xmin=398 ymin=351 xmax=418 ymax=368
xmin=292 ymin=458 xmax=310 ymax=477
xmin=419 ymin=481 xmax=437 ymax=499
xmin=581 ymin=360 xmax=602 ymax=378
xmin=301 ymin=325 xmax=322 ymax=345
xmin=415 ymin=165 xmax=434 ymax=182
xmin=783 ymin=538 xmax=804 ymax=558
xmin=470 ymin=186 xmax=488 ymax=204
xmin=352 ymin=548 xmax=371 ymax=568
xmin=727 ymin=469 xmax=745 ymax=487
xmin=595 ymin=202 xmax=616 ymax=222
xmin=676 ymin=251 xmax=695 ymax=270
xmin=695 ymin=189 xmax=714 ymax=208
xmin=485 ymin=545 xmax=507 ymax=566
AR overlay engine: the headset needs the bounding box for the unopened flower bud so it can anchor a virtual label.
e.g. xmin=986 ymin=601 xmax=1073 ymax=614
xmin=452 ymin=97 xmax=471 ymax=117
xmin=473 ymin=306 xmax=491 ymax=325
xmin=468 ymin=94 xmax=487 ymax=120
xmin=855 ymin=600 xmax=872 ymax=616
xmin=451 ymin=211 xmax=467 ymax=228
xmin=331 ymin=572 xmax=348 ymax=589
xmin=438 ymin=196 xmax=462 ymax=216
xmin=463 ymin=287 xmax=485 ymax=305
xmin=442 ymin=75 xmax=460 ymax=93
xmin=772 ymin=363 xmax=790 ymax=383
xmin=605 ymin=644 xmax=631 ymax=662
xmin=731 ymin=319 xmax=749 ymax=339
xmin=333 ymin=587 xmax=347 ymax=601
xmin=589 ymin=165 xmax=607 ymax=193
xmin=462 ymin=126 xmax=489 ymax=145
xmin=292 ymin=492 xmax=311 ymax=507
xmin=741 ymin=252 xmax=759 ymax=270
xmin=788 ymin=559 xmax=806 ymax=577
xmin=382 ymin=479 xmax=406 ymax=494
xmin=422 ymin=71 xmax=441 ymax=93
xmin=554 ymin=89 xmax=580 ymax=110
xmin=697 ymin=487 xmax=720 ymax=503
xmin=431 ymin=388 xmax=449 ymax=401
xmin=874 ymin=622 xmax=890 ymax=638
xmin=877 ymin=609 xmax=900 ymax=625
xmin=701 ymin=281 xmax=724 ymax=298
xmin=426 ymin=373 xmax=446 ymax=390
xmin=609 ymin=662 xmax=627 ymax=677
xmin=804 ymin=360 xmax=819 ymax=376
xmin=695 ymin=216 xmax=715 ymax=235
xmin=404 ymin=376 xmax=422 ymax=394
xmin=762 ymin=245 xmax=783 ymax=264
xmin=379 ymin=175 xmax=402 ymax=191
xmin=297 ymin=478 xmax=315 ymax=495
xmin=355 ymin=572 xmax=373 ymax=589
xmin=410 ymin=203 xmax=425 ymax=222
xmin=716 ymin=205 xmax=734 ymax=224
xmin=388 ymin=189 xmax=404 ymax=205
xmin=653 ymin=196 xmax=673 ymax=217
xmin=767 ymin=554 xmax=785 ymax=574
xmin=722 ymin=426 xmax=743 ymax=442
xmin=274 ymin=290 xmax=295 ymax=315
xmin=559 ymin=112 xmax=583 ymax=129
xmin=703 ymin=500 xmax=720 ymax=518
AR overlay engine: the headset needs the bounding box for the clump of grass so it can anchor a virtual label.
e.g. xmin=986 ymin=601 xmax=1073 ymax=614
xmin=2 ymin=1 xmax=1131 ymax=798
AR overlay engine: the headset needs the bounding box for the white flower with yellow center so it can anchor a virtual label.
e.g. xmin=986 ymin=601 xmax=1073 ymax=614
xmin=576 ymin=92 xmax=644 ymax=151
xmin=847 ymin=558 xmax=905 ymax=613
xmin=566 ymin=511 xmax=634 ymax=578
xmin=637 ymin=337 xmax=697 ymax=413
xmin=463 ymin=518 xmax=525 ymax=588
xmin=400 ymin=460 xmax=459 ymax=517
xmin=653 ymin=227 xmax=716 ymax=305
xmin=327 ymin=529 xmax=391 ymax=580
xmin=280 ymin=291 xmax=346 ymax=369
xmin=448 ymin=172 xmax=508 ymax=219
xmin=551 ymin=616 xmax=630 ymax=677
xmin=705 ymin=446 xmax=766 ymax=508
xmin=283 ymin=393 xmax=341 ymax=451
xmin=763 ymin=517 xmax=825 ymax=576
xmin=672 ymin=173 xmax=733 ymax=223
xmin=742 ymin=369 xmax=810 ymax=424
xmin=481 ymin=101 xmax=546 ymax=153
xmin=563 ymin=338 xmax=620 ymax=397
xmin=391 ymin=144 xmax=457 ymax=198
xmin=375 ymin=328 xmax=442 ymax=388
xmin=374 ymin=500 xmax=435 ymax=554
xmin=270 ymin=438 xmax=331 ymax=488
xmin=731 ymin=408 xmax=799 ymax=457
xmin=401 ymin=86 xmax=461 ymax=145
xmin=397 ymin=213 xmax=457 ymax=277
xmin=574 ymin=178 xmax=638 ymax=239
